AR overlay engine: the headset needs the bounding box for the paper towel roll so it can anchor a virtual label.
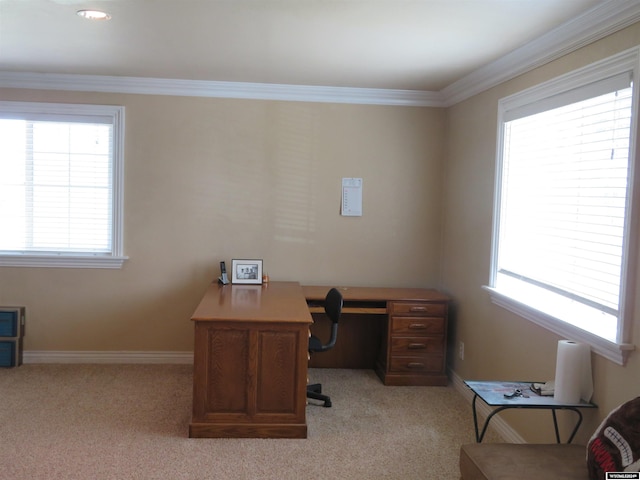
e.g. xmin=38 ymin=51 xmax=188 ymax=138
xmin=554 ymin=340 xmax=593 ymax=404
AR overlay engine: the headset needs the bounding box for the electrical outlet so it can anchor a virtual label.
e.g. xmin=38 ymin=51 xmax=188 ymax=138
xmin=459 ymin=341 xmax=465 ymax=360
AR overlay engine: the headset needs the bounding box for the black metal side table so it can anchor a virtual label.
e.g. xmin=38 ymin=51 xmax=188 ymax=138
xmin=464 ymin=380 xmax=597 ymax=443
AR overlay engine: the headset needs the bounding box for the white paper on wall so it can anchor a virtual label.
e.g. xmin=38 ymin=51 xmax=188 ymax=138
xmin=341 ymin=178 xmax=362 ymax=216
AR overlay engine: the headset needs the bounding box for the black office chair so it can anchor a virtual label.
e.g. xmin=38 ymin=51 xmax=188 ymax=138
xmin=306 ymin=287 xmax=343 ymax=407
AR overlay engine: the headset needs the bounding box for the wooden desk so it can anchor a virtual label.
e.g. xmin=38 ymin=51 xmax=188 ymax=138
xmin=189 ymin=282 xmax=449 ymax=438
xmin=303 ymin=286 xmax=450 ymax=386
xmin=189 ymin=281 xmax=312 ymax=439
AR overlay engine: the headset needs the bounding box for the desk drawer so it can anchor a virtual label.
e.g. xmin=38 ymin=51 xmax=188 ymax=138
xmin=390 ymin=336 xmax=444 ymax=355
xmin=0 ymin=314 xmax=18 ymax=337
xmin=389 ymin=355 xmax=444 ymax=373
xmin=390 ymin=302 xmax=445 ymax=316
xmin=0 ymin=307 xmax=24 ymax=338
xmin=391 ymin=316 xmax=444 ymax=335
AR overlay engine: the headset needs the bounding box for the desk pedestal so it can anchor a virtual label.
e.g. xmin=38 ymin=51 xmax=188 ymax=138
xmin=190 ymin=320 xmax=309 ymax=438
xmin=304 ymin=286 xmax=450 ymax=387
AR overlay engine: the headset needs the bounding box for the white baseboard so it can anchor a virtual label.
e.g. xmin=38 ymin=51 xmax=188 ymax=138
xmin=449 ymin=369 xmax=525 ymax=444
xmin=23 ymin=350 xmax=194 ymax=365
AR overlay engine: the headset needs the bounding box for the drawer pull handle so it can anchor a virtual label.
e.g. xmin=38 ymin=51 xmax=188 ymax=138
xmin=410 ymin=306 xmax=427 ymax=312
xmin=407 ymin=362 xmax=424 ymax=369
xmin=408 ymin=343 xmax=426 ymax=349
xmin=409 ymin=323 xmax=426 ymax=329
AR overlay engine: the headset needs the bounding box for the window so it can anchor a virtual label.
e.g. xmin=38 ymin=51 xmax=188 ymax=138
xmin=0 ymin=102 xmax=126 ymax=268
xmin=486 ymin=49 xmax=640 ymax=365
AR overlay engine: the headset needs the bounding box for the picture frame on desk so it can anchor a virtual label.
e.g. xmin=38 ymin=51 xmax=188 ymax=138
xmin=231 ymin=259 xmax=263 ymax=284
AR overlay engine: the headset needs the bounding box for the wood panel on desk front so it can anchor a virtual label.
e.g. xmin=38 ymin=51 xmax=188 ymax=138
xmin=308 ymin=313 xmax=384 ymax=368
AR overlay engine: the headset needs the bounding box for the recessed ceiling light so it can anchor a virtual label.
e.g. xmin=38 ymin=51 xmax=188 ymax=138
xmin=77 ymin=9 xmax=111 ymax=20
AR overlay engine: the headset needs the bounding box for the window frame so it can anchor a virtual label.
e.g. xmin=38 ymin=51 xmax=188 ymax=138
xmin=0 ymin=101 xmax=127 ymax=269
xmin=485 ymin=47 xmax=640 ymax=365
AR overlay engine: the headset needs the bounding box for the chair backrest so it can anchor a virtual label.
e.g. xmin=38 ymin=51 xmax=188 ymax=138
xmin=320 ymin=288 xmax=343 ymax=351
xmin=325 ymin=287 xmax=343 ymax=324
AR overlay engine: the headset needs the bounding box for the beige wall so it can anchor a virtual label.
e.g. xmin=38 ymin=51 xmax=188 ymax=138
xmin=442 ymin=22 xmax=640 ymax=443
xmin=0 ymin=89 xmax=445 ymax=352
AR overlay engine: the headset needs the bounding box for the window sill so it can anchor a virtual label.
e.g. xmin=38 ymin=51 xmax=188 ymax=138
xmin=482 ymin=285 xmax=634 ymax=366
xmin=0 ymin=254 xmax=128 ymax=269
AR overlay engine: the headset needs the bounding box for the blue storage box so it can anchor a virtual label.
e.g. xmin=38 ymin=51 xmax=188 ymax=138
xmin=0 ymin=310 xmax=19 ymax=337
xmin=0 ymin=340 xmax=18 ymax=367
xmin=0 ymin=307 xmax=25 ymax=367
xmin=0 ymin=307 xmax=24 ymax=338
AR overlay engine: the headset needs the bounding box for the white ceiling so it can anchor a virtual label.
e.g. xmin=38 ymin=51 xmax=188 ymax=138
xmin=0 ymin=0 xmax=610 ymax=92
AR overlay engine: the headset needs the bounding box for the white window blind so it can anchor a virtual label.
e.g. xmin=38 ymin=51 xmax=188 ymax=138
xmin=497 ymin=84 xmax=632 ymax=341
xmin=487 ymin=49 xmax=640 ymax=364
xmin=0 ymin=102 xmax=126 ymax=268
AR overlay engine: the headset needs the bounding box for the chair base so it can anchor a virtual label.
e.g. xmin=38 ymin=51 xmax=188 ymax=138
xmin=306 ymin=383 xmax=332 ymax=407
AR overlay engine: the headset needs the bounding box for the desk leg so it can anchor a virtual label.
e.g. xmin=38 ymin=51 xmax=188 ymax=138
xmin=477 ymin=406 xmax=510 ymax=443
xmin=566 ymin=408 xmax=583 ymax=444
xmin=473 ymin=394 xmax=509 ymax=443
xmin=551 ymin=409 xmax=560 ymax=443
xmin=551 ymin=408 xmax=583 ymax=444
xmin=472 ymin=394 xmax=480 ymax=442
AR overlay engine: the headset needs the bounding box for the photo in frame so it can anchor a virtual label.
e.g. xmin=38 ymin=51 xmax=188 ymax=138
xmin=231 ymin=259 xmax=263 ymax=284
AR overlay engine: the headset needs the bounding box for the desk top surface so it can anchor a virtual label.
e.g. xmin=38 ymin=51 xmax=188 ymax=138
xmin=465 ymin=380 xmax=597 ymax=408
xmin=191 ymin=281 xmax=312 ymax=323
xmin=191 ymin=282 xmax=449 ymax=323
xmin=302 ymin=285 xmax=449 ymax=302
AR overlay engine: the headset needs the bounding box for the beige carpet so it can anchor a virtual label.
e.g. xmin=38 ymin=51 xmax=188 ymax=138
xmin=0 ymin=364 xmax=488 ymax=479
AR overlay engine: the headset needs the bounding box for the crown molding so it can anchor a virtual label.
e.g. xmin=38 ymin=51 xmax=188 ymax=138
xmin=441 ymin=0 xmax=640 ymax=106
xmin=0 ymin=71 xmax=444 ymax=107
xmin=0 ymin=0 xmax=639 ymax=108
